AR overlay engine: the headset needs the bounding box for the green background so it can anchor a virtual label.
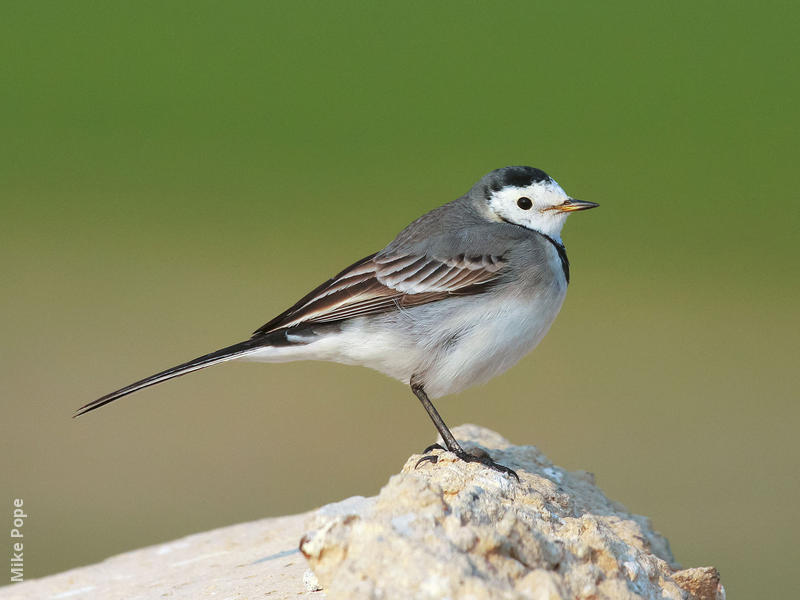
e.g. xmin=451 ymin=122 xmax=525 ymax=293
xmin=2 ymin=2 xmax=798 ymax=597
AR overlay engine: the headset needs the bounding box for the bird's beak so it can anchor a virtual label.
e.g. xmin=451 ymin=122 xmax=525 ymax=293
xmin=556 ymin=198 xmax=599 ymax=213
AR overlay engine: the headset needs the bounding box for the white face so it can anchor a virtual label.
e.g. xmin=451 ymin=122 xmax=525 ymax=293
xmin=486 ymin=179 xmax=573 ymax=242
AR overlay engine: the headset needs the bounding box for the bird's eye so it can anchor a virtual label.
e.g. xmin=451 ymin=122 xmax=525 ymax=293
xmin=517 ymin=197 xmax=532 ymax=210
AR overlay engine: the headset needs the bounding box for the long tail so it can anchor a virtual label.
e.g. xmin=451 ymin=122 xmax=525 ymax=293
xmin=74 ymin=338 xmax=267 ymax=417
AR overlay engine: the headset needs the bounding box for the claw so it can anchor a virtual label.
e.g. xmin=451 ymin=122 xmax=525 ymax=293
xmin=415 ymin=454 xmax=439 ymax=469
xmin=422 ymin=443 xmax=446 ymax=454
xmin=454 ymin=448 xmax=520 ymax=481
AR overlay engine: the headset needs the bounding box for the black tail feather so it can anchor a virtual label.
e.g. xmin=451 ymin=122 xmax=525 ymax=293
xmin=74 ymin=338 xmax=264 ymax=417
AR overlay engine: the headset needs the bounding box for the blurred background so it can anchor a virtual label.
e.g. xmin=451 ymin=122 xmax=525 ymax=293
xmin=2 ymin=2 xmax=797 ymax=597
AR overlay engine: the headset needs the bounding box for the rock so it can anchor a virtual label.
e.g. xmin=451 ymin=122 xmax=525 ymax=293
xmin=0 ymin=425 xmax=723 ymax=600
xmin=671 ymin=567 xmax=725 ymax=600
xmin=0 ymin=512 xmax=317 ymax=600
xmin=300 ymin=425 xmax=725 ymax=600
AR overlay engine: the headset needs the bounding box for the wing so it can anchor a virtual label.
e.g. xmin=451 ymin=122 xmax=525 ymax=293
xmin=253 ymin=251 xmax=508 ymax=335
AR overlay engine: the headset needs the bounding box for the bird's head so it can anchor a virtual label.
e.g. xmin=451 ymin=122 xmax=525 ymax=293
xmin=476 ymin=166 xmax=598 ymax=243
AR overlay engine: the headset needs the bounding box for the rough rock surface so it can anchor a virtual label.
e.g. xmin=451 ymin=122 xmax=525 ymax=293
xmin=300 ymin=425 xmax=725 ymax=600
xmin=0 ymin=425 xmax=723 ymax=600
xmin=0 ymin=512 xmax=316 ymax=600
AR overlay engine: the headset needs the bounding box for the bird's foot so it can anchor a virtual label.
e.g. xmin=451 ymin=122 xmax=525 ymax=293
xmin=415 ymin=444 xmax=519 ymax=482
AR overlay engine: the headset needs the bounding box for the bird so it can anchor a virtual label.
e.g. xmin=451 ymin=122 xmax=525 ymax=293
xmin=75 ymin=166 xmax=598 ymax=480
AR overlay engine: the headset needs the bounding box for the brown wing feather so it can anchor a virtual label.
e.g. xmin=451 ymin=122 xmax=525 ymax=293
xmin=253 ymin=252 xmax=507 ymax=336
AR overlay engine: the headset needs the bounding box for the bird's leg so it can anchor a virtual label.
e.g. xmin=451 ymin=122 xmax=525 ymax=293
xmin=411 ymin=381 xmax=519 ymax=481
xmin=411 ymin=381 xmax=464 ymax=454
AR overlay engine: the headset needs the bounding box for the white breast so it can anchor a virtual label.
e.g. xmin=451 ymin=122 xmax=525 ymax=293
xmin=419 ymin=275 xmax=567 ymax=398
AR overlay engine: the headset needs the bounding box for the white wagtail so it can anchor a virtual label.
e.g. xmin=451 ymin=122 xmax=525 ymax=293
xmin=76 ymin=166 xmax=598 ymax=479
